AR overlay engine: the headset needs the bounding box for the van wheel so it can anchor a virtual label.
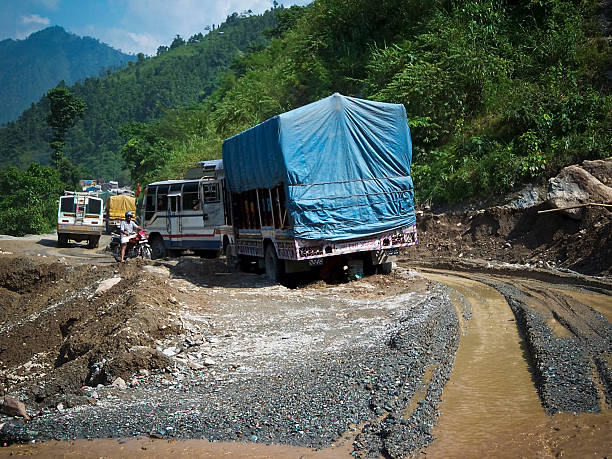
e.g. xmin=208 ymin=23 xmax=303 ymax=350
xmin=264 ymin=244 xmax=284 ymax=283
xmin=57 ymin=234 xmax=68 ymax=248
xmin=150 ymin=235 xmax=166 ymax=259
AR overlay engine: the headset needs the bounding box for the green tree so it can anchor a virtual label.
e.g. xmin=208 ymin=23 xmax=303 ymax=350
xmin=46 ymin=86 xmax=87 ymax=167
xmin=0 ymin=164 xmax=64 ymax=236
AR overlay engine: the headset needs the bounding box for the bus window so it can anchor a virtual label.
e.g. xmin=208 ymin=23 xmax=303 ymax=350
xmin=182 ymin=182 xmax=199 ymax=211
xmin=60 ymin=197 xmax=75 ymax=214
xmin=145 ymin=186 xmax=156 ymax=220
xmin=86 ymin=198 xmax=102 ymax=216
xmin=156 ymin=185 xmax=169 ymax=211
xmin=202 ymin=183 xmax=219 ymax=203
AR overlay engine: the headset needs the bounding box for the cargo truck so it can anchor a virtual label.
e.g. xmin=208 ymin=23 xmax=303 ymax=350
xmin=222 ymin=93 xmax=417 ymax=282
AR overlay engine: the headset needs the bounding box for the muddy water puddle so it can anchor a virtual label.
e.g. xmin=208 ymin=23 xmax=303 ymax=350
xmin=421 ymin=270 xmax=548 ymax=456
xmin=0 ymin=437 xmax=348 ymax=458
xmin=553 ymin=288 xmax=612 ymax=322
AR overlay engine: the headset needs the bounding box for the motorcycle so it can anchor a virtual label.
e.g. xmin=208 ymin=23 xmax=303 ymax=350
xmin=109 ymin=228 xmax=152 ymax=261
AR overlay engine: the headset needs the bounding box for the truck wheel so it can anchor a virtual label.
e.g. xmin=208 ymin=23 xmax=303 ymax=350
xmin=57 ymin=234 xmax=68 ymax=248
xmin=88 ymin=236 xmax=100 ymax=249
xmin=264 ymin=244 xmax=283 ymax=283
xmin=378 ymin=262 xmax=393 ymax=275
xmin=150 ymin=235 xmax=166 ymax=259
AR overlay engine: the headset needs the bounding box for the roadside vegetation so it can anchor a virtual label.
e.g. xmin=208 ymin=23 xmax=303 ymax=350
xmin=129 ymin=0 xmax=611 ymax=203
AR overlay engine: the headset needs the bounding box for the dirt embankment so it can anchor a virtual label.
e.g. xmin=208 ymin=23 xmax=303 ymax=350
xmin=0 ymin=256 xmax=178 ymax=408
xmin=405 ymin=158 xmax=612 ymax=276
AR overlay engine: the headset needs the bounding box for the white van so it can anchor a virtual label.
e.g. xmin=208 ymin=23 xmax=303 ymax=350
xmin=57 ymin=191 xmax=104 ymax=248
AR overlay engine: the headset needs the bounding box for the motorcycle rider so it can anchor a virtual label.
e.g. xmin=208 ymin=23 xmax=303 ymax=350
xmin=119 ymin=211 xmax=140 ymax=263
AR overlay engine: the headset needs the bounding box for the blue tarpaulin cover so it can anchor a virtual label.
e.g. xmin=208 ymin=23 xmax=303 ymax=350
xmin=222 ymin=93 xmax=415 ymax=241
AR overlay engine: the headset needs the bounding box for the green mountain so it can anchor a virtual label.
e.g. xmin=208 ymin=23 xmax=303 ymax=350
xmin=0 ymin=26 xmax=136 ymax=126
xmin=0 ymin=10 xmax=278 ymax=180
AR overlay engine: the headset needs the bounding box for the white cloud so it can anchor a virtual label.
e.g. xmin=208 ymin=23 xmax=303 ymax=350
xmin=15 ymin=13 xmax=51 ymax=39
xmin=116 ymin=0 xmax=278 ymax=54
xmin=20 ymin=13 xmax=50 ymax=25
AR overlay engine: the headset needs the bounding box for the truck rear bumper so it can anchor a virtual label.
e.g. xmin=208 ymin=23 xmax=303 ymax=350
xmin=294 ymin=225 xmax=417 ymax=260
xmin=57 ymin=224 xmax=103 ymax=236
xmin=235 ymin=225 xmax=417 ymax=260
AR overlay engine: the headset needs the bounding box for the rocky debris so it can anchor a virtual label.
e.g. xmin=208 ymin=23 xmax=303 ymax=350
xmin=581 ymin=157 xmax=612 ymax=186
xmin=0 ymin=258 xmax=178 ymax=408
xmin=1 ymin=397 xmax=30 ymax=421
xmin=93 ymin=276 xmax=122 ymax=296
xmin=546 ymin=164 xmax=612 ymax=219
xmin=352 ymin=286 xmax=459 ymax=458
xmin=494 ymin=282 xmax=612 ymax=414
xmin=405 ymin=159 xmax=612 ymax=276
xmin=111 ymin=377 xmax=127 ymax=389
xmin=0 ymin=275 xmax=459 ymax=458
xmin=505 ymin=184 xmax=546 ymax=210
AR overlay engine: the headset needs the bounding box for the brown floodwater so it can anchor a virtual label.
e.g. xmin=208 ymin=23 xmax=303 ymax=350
xmin=554 ymin=288 xmax=612 ymax=323
xmin=421 ymin=271 xmax=550 ymax=457
xmin=0 ymin=437 xmax=334 ymax=458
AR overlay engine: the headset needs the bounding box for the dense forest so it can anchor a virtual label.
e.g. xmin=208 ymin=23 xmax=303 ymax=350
xmin=0 ymin=0 xmax=610 ymax=236
xmin=0 ymin=10 xmax=279 ymax=180
xmin=0 ymin=26 xmax=135 ymax=126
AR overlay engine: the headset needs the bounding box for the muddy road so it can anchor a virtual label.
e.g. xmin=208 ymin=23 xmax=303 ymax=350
xmin=0 ymin=233 xmax=611 ymax=458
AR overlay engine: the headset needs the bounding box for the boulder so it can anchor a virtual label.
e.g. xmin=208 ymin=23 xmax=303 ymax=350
xmin=1 ymin=396 xmax=30 ymax=420
xmin=581 ymin=157 xmax=612 ymax=185
xmin=546 ymin=165 xmax=612 ymax=219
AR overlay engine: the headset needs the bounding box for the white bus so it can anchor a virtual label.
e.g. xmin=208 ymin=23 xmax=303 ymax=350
xmin=141 ymin=160 xmax=233 ymax=259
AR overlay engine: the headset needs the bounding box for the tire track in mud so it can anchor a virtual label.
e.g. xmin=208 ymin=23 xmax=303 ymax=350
xmin=418 ymin=268 xmax=612 ymax=457
xmin=420 ymin=270 xmax=547 ymax=456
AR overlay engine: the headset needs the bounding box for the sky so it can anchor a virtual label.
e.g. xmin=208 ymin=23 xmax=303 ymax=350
xmin=0 ymin=0 xmax=311 ymax=56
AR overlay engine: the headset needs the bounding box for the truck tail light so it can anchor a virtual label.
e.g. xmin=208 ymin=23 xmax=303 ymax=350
xmin=62 ymin=219 xmax=69 ymax=223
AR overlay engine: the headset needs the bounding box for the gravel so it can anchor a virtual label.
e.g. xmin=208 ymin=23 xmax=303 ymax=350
xmin=494 ymin=283 xmax=612 ymax=414
xmin=1 ymin=281 xmax=459 ymax=458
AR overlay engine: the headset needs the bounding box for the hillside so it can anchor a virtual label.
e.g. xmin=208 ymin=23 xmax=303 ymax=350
xmin=121 ymin=0 xmax=611 ymax=205
xmin=0 ymin=10 xmax=278 ymax=179
xmin=0 ymin=26 xmax=135 ymax=126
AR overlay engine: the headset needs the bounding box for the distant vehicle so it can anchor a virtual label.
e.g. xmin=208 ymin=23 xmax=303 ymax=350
xmin=222 ymin=93 xmax=417 ymax=282
xmin=105 ymin=194 xmax=136 ymax=234
xmin=141 ymin=160 xmax=233 ymax=259
xmin=56 ymin=191 xmax=104 ymax=248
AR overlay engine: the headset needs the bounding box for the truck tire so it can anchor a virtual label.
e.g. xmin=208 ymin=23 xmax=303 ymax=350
xmin=150 ymin=235 xmax=166 ymax=259
xmin=264 ymin=244 xmax=283 ymax=283
xmin=57 ymin=234 xmax=68 ymax=248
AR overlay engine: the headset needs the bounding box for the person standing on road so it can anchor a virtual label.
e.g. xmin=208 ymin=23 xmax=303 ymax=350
xmin=119 ymin=211 xmax=140 ymax=263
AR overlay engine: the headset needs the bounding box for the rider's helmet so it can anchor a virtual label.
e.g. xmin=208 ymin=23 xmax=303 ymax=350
xmin=125 ymin=211 xmax=133 ymax=218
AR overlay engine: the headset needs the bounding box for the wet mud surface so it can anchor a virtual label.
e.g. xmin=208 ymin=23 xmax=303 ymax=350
xmin=0 ymin=227 xmax=611 ymax=457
